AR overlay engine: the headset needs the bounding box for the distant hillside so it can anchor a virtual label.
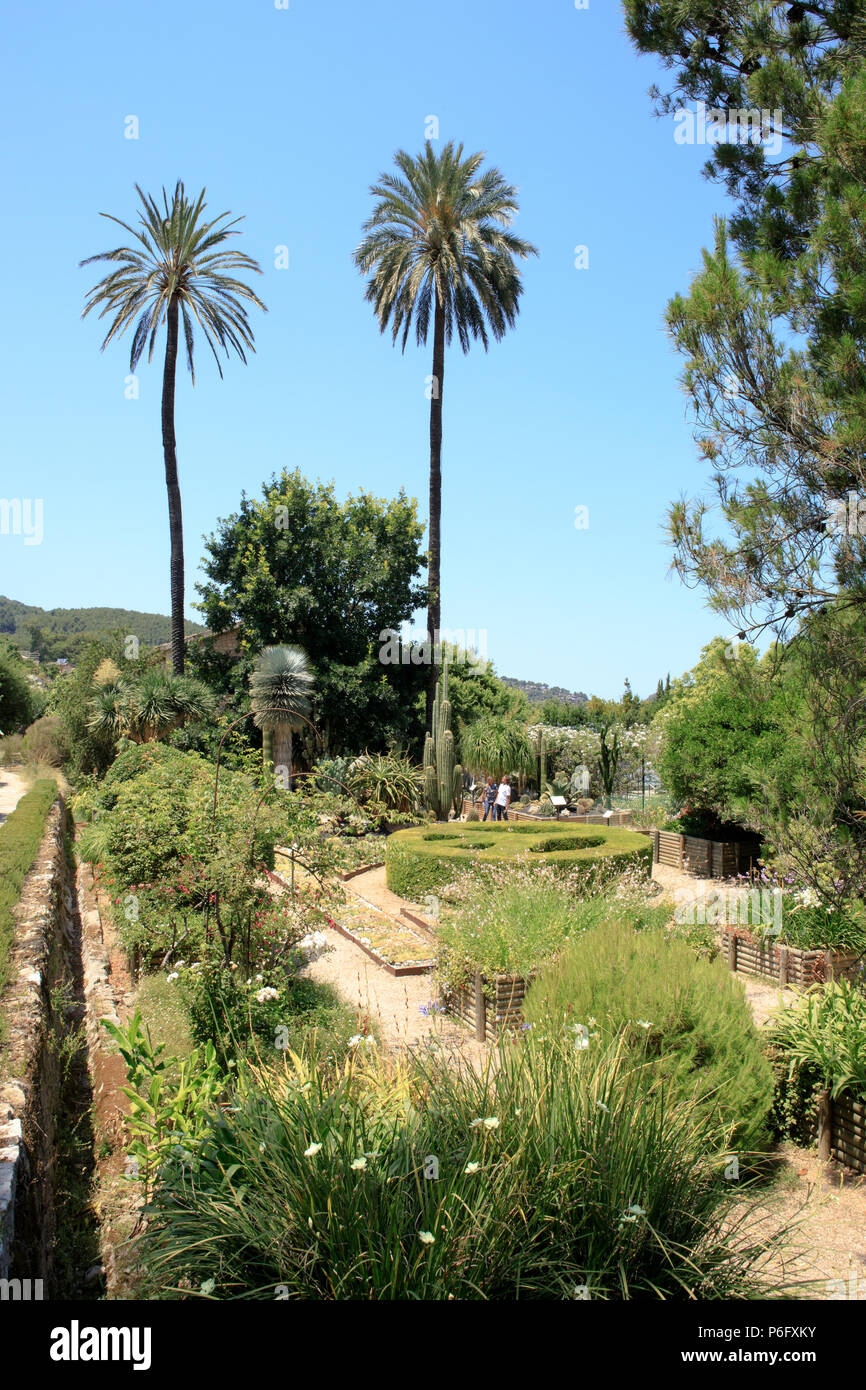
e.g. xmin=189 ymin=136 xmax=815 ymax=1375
xmin=0 ymin=597 xmax=205 ymax=658
xmin=501 ymin=676 xmax=588 ymax=707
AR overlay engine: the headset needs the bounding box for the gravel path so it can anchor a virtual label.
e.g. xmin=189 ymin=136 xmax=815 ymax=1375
xmin=0 ymin=768 xmax=29 ymax=824
xmin=342 ymin=865 xmax=433 ymax=924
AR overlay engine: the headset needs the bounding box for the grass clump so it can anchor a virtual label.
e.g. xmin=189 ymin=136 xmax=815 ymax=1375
xmin=132 ymin=1031 xmax=786 ymax=1300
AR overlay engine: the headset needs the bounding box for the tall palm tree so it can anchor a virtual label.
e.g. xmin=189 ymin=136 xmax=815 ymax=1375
xmin=80 ymin=182 xmax=267 ymax=674
xmin=249 ymin=645 xmax=315 ymax=790
xmin=354 ymin=140 xmax=537 ymax=724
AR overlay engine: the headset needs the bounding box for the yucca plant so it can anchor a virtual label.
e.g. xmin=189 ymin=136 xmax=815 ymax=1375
xmin=249 ymin=645 xmax=315 ymax=789
xmin=80 ymin=182 xmax=266 ymax=673
xmin=354 ymin=141 xmax=537 ymax=722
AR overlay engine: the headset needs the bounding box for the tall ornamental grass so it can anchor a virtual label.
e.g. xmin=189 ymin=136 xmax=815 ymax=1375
xmin=135 ymin=1032 xmax=784 ymax=1300
xmin=436 ymin=865 xmax=670 ymax=998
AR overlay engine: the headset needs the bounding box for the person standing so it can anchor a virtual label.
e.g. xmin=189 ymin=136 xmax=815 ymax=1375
xmin=481 ymin=776 xmax=497 ymax=821
xmin=494 ymin=776 xmax=511 ymax=822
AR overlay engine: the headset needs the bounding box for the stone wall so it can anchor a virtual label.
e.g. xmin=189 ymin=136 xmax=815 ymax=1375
xmin=0 ymin=797 xmax=67 ymax=1282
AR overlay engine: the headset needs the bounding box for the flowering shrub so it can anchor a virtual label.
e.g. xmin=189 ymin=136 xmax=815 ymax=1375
xmin=178 ymin=946 xmax=358 ymax=1067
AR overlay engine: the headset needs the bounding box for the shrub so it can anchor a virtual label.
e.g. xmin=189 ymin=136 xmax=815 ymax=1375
xmin=768 ymin=979 xmax=866 ymax=1102
xmin=524 ymin=919 xmax=774 ymax=1155
xmin=0 ymin=645 xmax=42 ymax=732
xmin=23 ymin=715 xmax=69 ymax=767
xmin=181 ymin=956 xmax=360 ymax=1068
xmin=528 ymin=834 xmax=605 ymax=853
xmin=0 ymin=779 xmax=58 ymax=1005
xmin=386 ymin=821 xmax=652 ymax=900
xmin=133 ymin=1032 xmax=786 ymax=1300
xmin=464 ymin=806 xmax=480 ymax=822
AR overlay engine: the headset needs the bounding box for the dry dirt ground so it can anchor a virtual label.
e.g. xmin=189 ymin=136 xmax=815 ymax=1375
xmin=0 ymin=767 xmax=29 ymax=823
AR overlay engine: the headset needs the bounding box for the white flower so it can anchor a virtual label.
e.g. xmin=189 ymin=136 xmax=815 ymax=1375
xmin=635 ymin=1020 xmax=652 ymax=1030
xmin=304 ymin=1142 xmax=322 ymax=1158
xmin=619 ymin=1204 xmax=647 ymax=1225
xmin=351 ymin=1156 xmax=367 ymax=1171
xmin=464 ymin=1162 xmax=480 ymax=1174
xmin=418 ymin=1230 xmax=435 ymax=1245
xmin=483 ymin=1116 xmax=500 ymax=1130
xmin=256 ymin=987 xmax=279 ymax=1003
xmin=259 ymin=1141 xmax=266 ymax=1153
xmin=348 ymin=1035 xmax=362 ymax=1047
xmin=166 ymin=972 xmax=179 ymax=984
xmin=256 ymin=974 xmax=263 ymax=982
xmin=596 ymin=1101 xmax=609 ymax=1114
xmin=587 ymin=1016 xmax=597 ymax=1027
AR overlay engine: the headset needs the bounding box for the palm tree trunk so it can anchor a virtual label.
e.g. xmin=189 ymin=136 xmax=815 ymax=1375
xmin=273 ymin=724 xmax=293 ymax=790
xmin=426 ymin=293 xmax=445 ymax=727
xmin=162 ymin=295 xmax=185 ymax=675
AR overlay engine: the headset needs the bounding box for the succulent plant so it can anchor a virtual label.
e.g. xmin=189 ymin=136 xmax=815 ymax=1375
xmin=423 ymin=664 xmax=462 ymax=820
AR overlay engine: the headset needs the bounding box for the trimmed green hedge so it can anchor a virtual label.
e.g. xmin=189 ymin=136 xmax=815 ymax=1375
xmin=0 ymin=778 xmax=59 ymax=1002
xmin=386 ymin=820 xmax=652 ymax=900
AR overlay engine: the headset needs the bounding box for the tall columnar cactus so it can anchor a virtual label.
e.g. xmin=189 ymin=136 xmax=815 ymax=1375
xmin=423 ymin=665 xmax=462 ymax=820
xmin=531 ymin=728 xmax=547 ymax=793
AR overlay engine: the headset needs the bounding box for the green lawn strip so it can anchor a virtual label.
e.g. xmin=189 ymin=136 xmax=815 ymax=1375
xmin=0 ymin=778 xmax=59 ymax=1017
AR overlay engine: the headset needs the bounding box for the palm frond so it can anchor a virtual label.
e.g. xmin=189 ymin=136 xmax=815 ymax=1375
xmin=80 ymin=181 xmax=266 ymax=380
xmin=353 ymin=140 xmax=537 ymax=354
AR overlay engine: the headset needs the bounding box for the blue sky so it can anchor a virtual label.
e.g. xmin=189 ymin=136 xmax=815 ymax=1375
xmin=1 ymin=0 xmax=737 ymax=698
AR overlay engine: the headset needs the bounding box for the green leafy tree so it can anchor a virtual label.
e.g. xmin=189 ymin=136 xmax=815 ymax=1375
xmin=657 ymin=639 xmax=791 ymax=823
xmin=354 ymin=141 xmax=537 ymax=722
xmin=196 ymin=469 xmax=427 ymax=756
xmin=80 ymin=182 xmax=266 ymax=674
xmin=0 ymin=644 xmax=40 ymax=733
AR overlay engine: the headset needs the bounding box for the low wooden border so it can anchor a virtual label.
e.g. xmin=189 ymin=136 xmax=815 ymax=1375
xmin=653 ymin=830 xmax=761 ymax=878
xmin=326 ymin=919 xmax=433 ymax=977
xmin=718 ymin=927 xmax=859 ymax=986
xmin=442 ymin=971 xmax=532 ymax=1041
xmin=339 ymin=862 xmax=385 ymax=881
xmin=817 ymin=1091 xmax=866 ymax=1174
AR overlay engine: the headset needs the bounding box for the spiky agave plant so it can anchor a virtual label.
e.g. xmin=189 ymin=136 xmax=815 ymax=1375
xmin=249 ymin=646 xmax=315 ymax=789
xmin=80 ymin=182 xmax=266 ymax=674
